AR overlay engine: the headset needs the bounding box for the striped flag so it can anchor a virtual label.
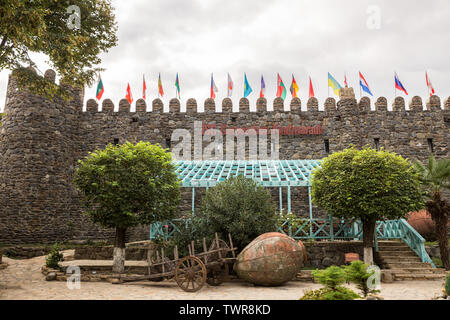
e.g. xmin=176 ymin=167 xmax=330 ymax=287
xmin=158 ymin=73 xmax=164 ymax=97
xmin=328 ymin=72 xmax=342 ymax=96
xmin=174 ymin=73 xmax=180 ymax=99
xmin=260 ymin=75 xmax=266 ymax=98
xmin=211 ymin=73 xmax=218 ymax=99
xmin=395 ymin=72 xmax=408 ymax=95
xmin=276 ymin=73 xmax=287 ymax=100
xmin=359 ymin=71 xmax=373 ymax=96
xmin=426 ymin=72 xmax=435 ymax=96
xmin=143 ymin=75 xmax=147 ymax=100
xmin=290 ymin=74 xmax=299 ymax=98
xmin=227 ymin=73 xmax=233 ymax=97
xmin=308 ymin=77 xmax=315 ymax=98
xmin=96 ymin=77 xmax=104 ymax=100
xmin=125 ymin=83 xmax=133 ymax=104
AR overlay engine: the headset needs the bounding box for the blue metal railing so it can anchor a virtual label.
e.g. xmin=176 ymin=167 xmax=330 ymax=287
xmin=150 ymin=217 xmax=435 ymax=267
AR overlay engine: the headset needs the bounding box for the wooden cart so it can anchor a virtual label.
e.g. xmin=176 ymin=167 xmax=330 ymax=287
xmin=115 ymin=233 xmax=237 ymax=292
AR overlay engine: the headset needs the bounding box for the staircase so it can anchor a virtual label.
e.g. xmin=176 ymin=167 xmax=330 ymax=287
xmin=377 ymin=240 xmax=447 ymax=281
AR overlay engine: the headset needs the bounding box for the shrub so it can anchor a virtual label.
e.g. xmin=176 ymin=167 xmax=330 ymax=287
xmin=344 ymin=260 xmax=380 ymax=297
xmin=277 ymin=211 xmax=308 ymax=235
xmin=445 ymin=274 xmax=450 ymax=297
xmin=45 ymin=243 xmax=64 ymax=270
xmin=187 ymin=176 xmax=277 ymax=251
xmin=300 ymin=265 xmax=361 ymax=300
xmin=299 ymin=287 xmax=360 ymax=300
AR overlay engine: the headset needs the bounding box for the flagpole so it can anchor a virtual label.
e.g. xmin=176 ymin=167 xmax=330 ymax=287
xmin=327 ymin=72 xmax=330 ymax=97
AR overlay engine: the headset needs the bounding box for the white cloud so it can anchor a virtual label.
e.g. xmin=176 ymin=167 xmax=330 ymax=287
xmin=1 ymin=0 xmax=450 ymax=112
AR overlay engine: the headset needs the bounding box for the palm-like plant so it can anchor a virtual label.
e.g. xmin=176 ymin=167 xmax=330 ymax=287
xmin=414 ymin=155 xmax=450 ymax=270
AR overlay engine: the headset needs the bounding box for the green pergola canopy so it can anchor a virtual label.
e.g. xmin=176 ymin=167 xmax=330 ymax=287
xmin=174 ymin=159 xmax=322 ymax=215
xmin=174 ymin=160 xmax=322 ymax=188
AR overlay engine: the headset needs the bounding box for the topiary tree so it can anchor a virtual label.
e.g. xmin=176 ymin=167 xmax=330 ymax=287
xmin=73 ymin=141 xmax=180 ymax=273
xmin=311 ymin=147 xmax=423 ymax=264
xmin=188 ymin=175 xmax=277 ymax=251
xmin=414 ymin=155 xmax=450 ymax=270
xmin=344 ymin=260 xmax=379 ymax=297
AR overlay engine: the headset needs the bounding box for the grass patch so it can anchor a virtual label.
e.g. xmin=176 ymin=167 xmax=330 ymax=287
xmin=425 ymin=239 xmax=450 ymax=246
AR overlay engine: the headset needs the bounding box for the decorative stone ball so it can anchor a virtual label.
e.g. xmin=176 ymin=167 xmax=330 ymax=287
xmin=233 ymin=232 xmax=305 ymax=286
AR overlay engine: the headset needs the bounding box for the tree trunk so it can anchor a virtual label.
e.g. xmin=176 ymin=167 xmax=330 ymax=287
xmin=362 ymin=218 xmax=376 ymax=265
xmin=427 ymin=192 xmax=449 ymax=270
xmin=113 ymin=227 xmax=126 ymax=274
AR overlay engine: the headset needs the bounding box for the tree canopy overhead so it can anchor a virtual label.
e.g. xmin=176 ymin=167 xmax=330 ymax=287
xmin=0 ymin=0 xmax=118 ymax=94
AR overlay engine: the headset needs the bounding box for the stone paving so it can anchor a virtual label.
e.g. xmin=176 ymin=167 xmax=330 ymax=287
xmin=0 ymin=251 xmax=446 ymax=300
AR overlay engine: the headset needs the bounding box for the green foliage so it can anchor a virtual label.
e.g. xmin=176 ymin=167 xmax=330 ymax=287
xmin=299 ymin=287 xmax=360 ymax=301
xmin=277 ymin=211 xmax=308 ymax=235
xmin=73 ymin=141 xmax=181 ymax=230
xmin=311 ymin=146 xmax=423 ymax=221
xmin=312 ymin=266 xmax=347 ymax=290
xmin=185 ymin=176 xmax=277 ymax=251
xmin=0 ymin=0 xmax=118 ymax=96
xmin=45 ymin=243 xmax=64 ymax=270
xmin=301 ymin=265 xmax=361 ymax=300
xmin=414 ymin=155 xmax=450 ymax=196
xmin=344 ymin=260 xmax=379 ymax=297
xmin=445 ymin=274 xmax=450 ymax=297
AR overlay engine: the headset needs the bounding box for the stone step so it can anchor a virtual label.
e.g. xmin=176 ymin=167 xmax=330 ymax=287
xmin=377 ymin=241 xmax=406 ymax=247
xmin=392 ymin=273 xmax=446 ymax=281
xmin=388 ymin=268 xmax=447 ymax=274
xmin=384 ymin=262 xmax=434 ymax=269
xmin=378 ymin=250 xmax=417 ymax=257
xmin=378 ymin=246 xmax=413 ymax=252
xmin=380 ymin=257 xmax=423 ymax=263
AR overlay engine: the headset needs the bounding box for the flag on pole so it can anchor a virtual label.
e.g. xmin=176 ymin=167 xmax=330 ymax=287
xmin=96 ymin=77 xmax=104 ymax=100
xmin=243 ymin=73 xmax=252 ymax=98
xmin=210 ymin=73 xmax=218 ymax=99
xmin=125 ymin=83 xmax=133 ymax=104
xmin=174 ymin=73 xmax=180 ymax=99
xmin=359 ymin=71 xmax=373 ymax=96
xmin=395 ymin=72 xmax=408 ymax=95
xmin=426 ymin=72 xmax=435 ymax=96
xmin=308 ymin=77 xmax=315 ymax=98
xmin=260 ymin=75 xmax=266 ymax=98
xmin=227 ymin=73 xmax=233 ymax=97
xmin=143 ymin=75 xmax=147 ymax=100
xmin=158 ymin=73 xmax=164 ymax=98
xmin=290 ymin=74 xmax=299 ymax=98
xmin=328 ymin=72 xmax=342 ymax=97
xmin=276 ymin=73 xmax=287 ymax=100
xmin=344 ymin=73 xmax=348 ymax=87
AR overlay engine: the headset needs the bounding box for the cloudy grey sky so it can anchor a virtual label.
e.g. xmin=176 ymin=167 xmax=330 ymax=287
xmin=1 ymin=0 xmax=450 ymax=112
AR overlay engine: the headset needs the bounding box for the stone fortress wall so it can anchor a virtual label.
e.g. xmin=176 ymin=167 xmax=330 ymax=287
xmin=0 ymin=69 xmax=449 ymax=244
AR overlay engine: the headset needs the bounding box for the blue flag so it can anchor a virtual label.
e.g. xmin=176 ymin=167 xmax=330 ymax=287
xmin=359 ymin=72 xmax=373 ymax=96
xmin=244 ymin=73 xmax=253 ymax=98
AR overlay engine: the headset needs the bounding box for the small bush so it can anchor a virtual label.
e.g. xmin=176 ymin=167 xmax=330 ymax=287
xmin=188 ymin=176 xmax=277 ymax=251
xmin=277 ymin=212 xmax=308 ymax=235
xmin=344 ymin=260 xmax=380 ymax=297
xmin=445 ymin=274 xmax=450 ymax=297
xmin=45 ymin=243 xmax=64 ymax=270
xmin=299 ymin=287 xmax=360 ymax=300
xmin=312 ymin=266 xmax=347 ymax=290
xmin=300 ymin=265 xmax=361 ymax=300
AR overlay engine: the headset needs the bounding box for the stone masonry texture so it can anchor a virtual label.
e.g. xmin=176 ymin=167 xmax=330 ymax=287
xmin=0 ymin=70 xmax=449 ymax=244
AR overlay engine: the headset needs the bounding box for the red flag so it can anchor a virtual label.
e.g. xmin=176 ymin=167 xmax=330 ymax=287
xmin=308 ymin=77 xmax=315 ymax=98
xmin=125 ymin=83 xmax=133 ymax=104
xmin=344 ymin=73 xmax=348 ymax=87
xmin=143 ymin=75 xmax=147 ymax=100
xmin=426 ymin=72 xmax=435 ymax=96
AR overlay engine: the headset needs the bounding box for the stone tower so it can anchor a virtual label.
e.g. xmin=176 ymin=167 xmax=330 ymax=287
xmin=0 ymin=69 xmax=83 ymax=244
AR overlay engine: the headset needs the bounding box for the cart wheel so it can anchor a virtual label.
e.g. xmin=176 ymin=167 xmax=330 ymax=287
xmin=175 ymin=256 xmax=207 ymax=292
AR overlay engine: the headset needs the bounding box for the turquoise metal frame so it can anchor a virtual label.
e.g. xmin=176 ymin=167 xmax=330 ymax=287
xmin=174 ymin=160 xmax=321 ymax=214
xmin=150 ymin=217 xmax=435 ymax=267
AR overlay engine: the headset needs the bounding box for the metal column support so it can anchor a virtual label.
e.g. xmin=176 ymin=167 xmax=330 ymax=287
xmin=287 ymin=186 xmax=291 ymax=213
xmin=308 ymin=186 xmax=313 ymax=237
xmin=191 ymin=187 xmax=195 ymax=214
xmin=279 ymin=187 xmax=283 ymax=214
